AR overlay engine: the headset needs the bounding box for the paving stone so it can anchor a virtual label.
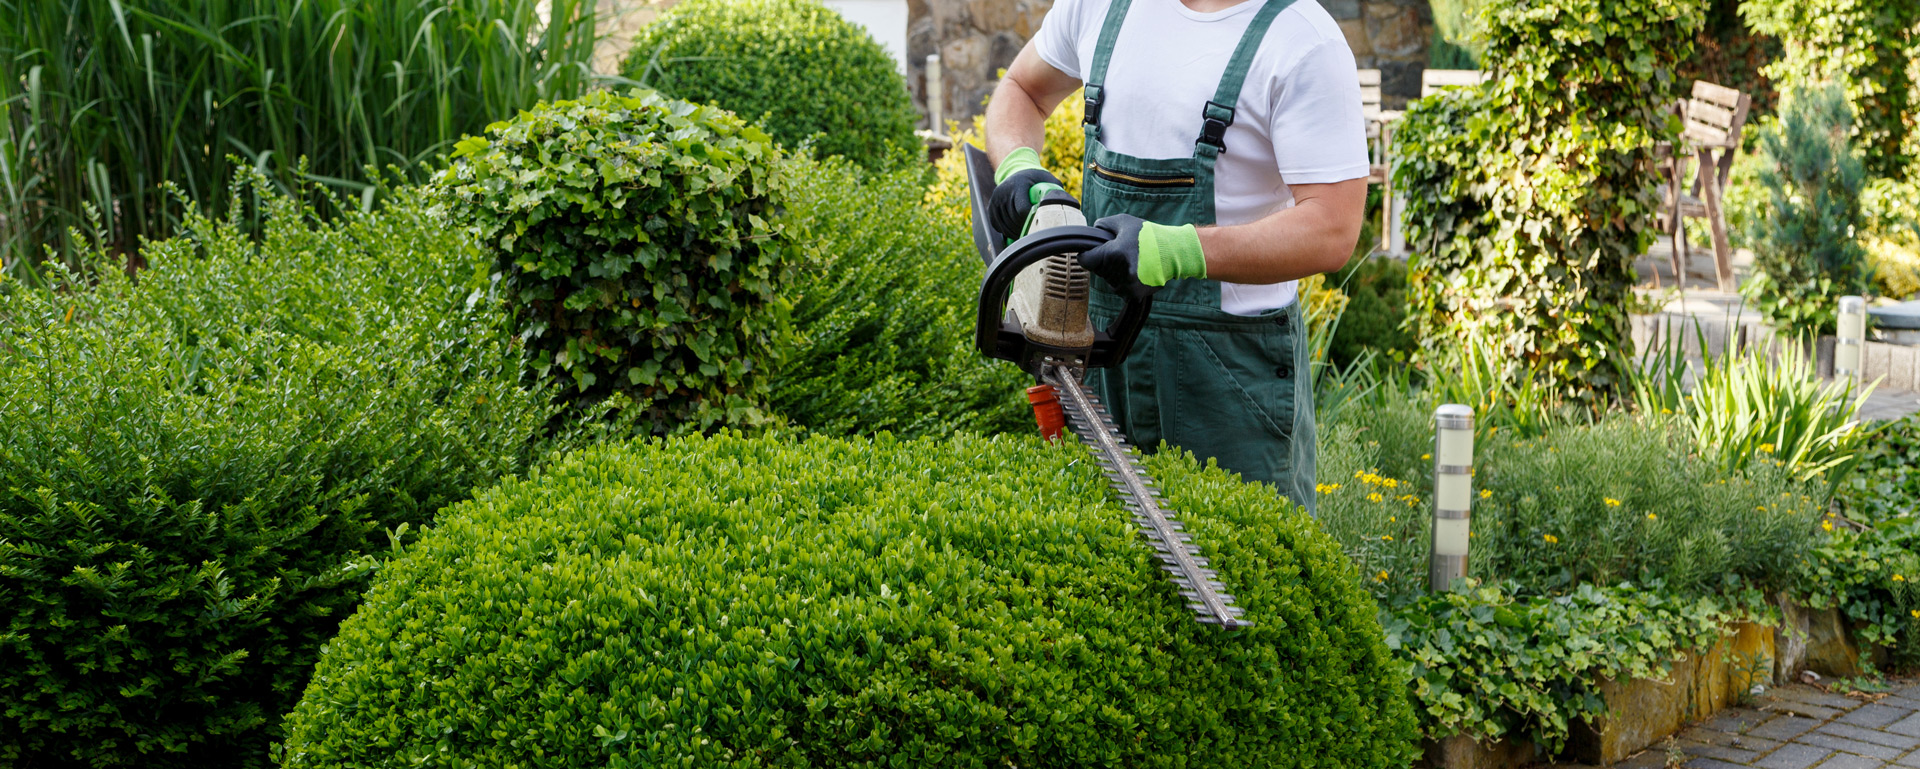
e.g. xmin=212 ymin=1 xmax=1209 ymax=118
xmin=1890 ymin=713 xmax=1920 ymax=739
xmin=1895 ymin=750 xmax=1920 ymax=769
xmin=1682 ymin=740 xmax=1766 ymax=763
xmin=1760 ymin=744 xmax=1836 ymax=769
xmin=1711 ymin=709 xmax=1782 ymax=734
xmin=1842 ymin=704 xmax=1917 ymax=729
xmin=1769 ymin=700 xmax=1849 ymax=721
xmin=1812 ymin=753 xmax=1886 ymax=769
xmin=1691 ymin=759 xmax=1757 ymax=769
xmin=1894 ymin=686 xmax=1920 ymax=702
xmin=1774 ymin=687 xmax=1870 ymax=711
xmin=1797 ymin=732 xmax=1906 ymax=761
xmin=1687 ymin=725 xmax=1787 ymax=753
xmin=1613 ymin=752 xmax=1665 ymax=769
xmin=1820 ymin=723 xmax=1920 ymax=750
xmin=1884 ymin=696 xmax=1920 ymax=711
xmin=1752 ymin=716 xmax=1827 ymax=742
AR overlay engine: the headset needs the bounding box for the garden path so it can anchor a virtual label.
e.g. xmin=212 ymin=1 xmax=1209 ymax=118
xmin=1549 ymin=682 xmax=1920 ymax=769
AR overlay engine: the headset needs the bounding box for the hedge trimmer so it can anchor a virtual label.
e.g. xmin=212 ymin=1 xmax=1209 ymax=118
xmin=962 ymin=145 xmax=1248 ymax=628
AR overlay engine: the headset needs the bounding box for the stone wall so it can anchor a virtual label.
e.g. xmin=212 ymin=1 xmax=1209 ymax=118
xmin=907 ymin=0 xmax=1435 ymax=130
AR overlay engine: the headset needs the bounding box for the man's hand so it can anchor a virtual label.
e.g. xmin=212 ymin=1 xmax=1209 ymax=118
xmin=988 ymin=147 xmax=1065 ymax=241
xmin=1078 ymin=214 xmax=1207 ymax=301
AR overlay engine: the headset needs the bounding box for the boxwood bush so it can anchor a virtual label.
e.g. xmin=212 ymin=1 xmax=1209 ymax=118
xmin=280 ymin=432 xmax=1420 ymax=767
xmin=623 ymin=0 xmax=919 ymax=170
xmin=774 ymin=155 xmax=1031 ymax=436
xmin=435 ymin=89 xmax=798 ymax=435
xmin=0 ymin=180 xmax=550 ymax=767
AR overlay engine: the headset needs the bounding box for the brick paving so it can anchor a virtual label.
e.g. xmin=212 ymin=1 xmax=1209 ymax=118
xmin=1553 ymin=684 xmax=1920 ymax=769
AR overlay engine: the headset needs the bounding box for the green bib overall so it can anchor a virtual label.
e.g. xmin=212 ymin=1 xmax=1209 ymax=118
xmin=1079 ymin=0 xmax=1317 ymax=512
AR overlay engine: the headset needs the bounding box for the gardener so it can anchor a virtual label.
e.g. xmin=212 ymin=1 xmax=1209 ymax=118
xmin=984 ymin=0 xmax=1368 ymax=511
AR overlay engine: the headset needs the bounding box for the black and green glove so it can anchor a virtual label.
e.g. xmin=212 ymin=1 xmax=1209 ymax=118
xmin=989 ymin=146 xmax=1066 ymax=241
xmin=1078 ymin=214 xmax=1207 ymax=301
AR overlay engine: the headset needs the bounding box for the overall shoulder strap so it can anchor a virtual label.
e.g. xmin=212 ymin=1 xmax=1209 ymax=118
xmin=1196 ymin=0 xmax=1296 ymax=156
xmin=1082 ymin=0 xmax=1135 ymax=129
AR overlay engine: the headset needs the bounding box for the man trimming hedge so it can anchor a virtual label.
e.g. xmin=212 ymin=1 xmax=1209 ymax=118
xmin=984 ymin=0 xmax=1368 ymax=510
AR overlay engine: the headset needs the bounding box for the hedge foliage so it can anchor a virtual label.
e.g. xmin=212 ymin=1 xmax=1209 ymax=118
xmin=623 ymin=0 xmax=919 ymax=170
xmin=0 ymin=180 xmax=550 ymax=768
xmin=1395 ymin=0 xmax=1705 ymax=407
xmin=281 ymin=432 xmax=1420 ymax=767
xmin=774 ymin=156 xmax=1031 ymax=436
xmin=436 ymin=89 xmax=797 ymax=436
xmin=1742 ymin=0 xmax=1919 ymax=179
xmin=1741 ymin=84 xmax=1873 ymax=335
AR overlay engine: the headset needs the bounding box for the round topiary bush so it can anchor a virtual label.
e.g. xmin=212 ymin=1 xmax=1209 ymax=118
xmin=281 ymin=433 xmax=1418 ymax=767
xmin=434 ymin=89 xmax=797 ymax=435
xmin=623 ymin=0 xmax=920 ymax=170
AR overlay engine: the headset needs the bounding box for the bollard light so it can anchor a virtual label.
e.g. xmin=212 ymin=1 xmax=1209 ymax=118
xmin=926 ymin=54 xmax=945 ymax=135
xmin=1836 ymin=295 xmax=1866 ymax=386
xmin=1431 ymin=404 xmax=1474 ymax=592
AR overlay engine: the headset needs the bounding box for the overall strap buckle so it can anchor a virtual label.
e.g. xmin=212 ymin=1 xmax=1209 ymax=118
xmin=1084 ymin=85 xmax=1105 ymax=126
xmin=1198 ymin=100 xmax=1235 ymax=153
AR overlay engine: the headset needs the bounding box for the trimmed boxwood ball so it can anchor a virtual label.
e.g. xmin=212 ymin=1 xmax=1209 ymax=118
xmin=281 ymin=433 xmax=1418 ymax=767
xmin=623 ymin=0 xmax=920 ymax=170
xmin=435 ymin=89 xmax=797 ymax=435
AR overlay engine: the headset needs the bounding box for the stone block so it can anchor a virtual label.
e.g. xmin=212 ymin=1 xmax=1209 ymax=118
xmin=1364 ymin=1 xmax=1425 ymax=58
xmin=1567 ymin=622 xmax=1777 ymax=766
xmin=1323 ymin=0 xmax=1361 ymax=19
xmin=1889 ymin=344 xmax=1917 ymax=393
xmin=1340 ymin=17 xmax=1372 ymax=57
xmin=1422 ymin=734 xmax=1538 ymax=769
xmin=1840 ymin=703 xmax=1916 ymax=729
xmin=1865 ymin=342 xmax=1894 ymax=388
xmin=1891 ymin=713 xmax=1920 ymax=738
xmin=1804 ymin=606 xmax=1885 ymax=679
xmin=1821 ymin=723 xmax=1920 ymax=750
xmin=1680 ymin=739 xmax=1764 ymax=763
xmin=1814 ymin=753 xmax=1889 ymax=769
xmin=1750 ymin=716 xmax=1825 ymax=742
xmin=1380 ymin=60 xmax=1423 ymax=105
xmin=1798 ymin=731 xmax=1905 ymax=761
xmin=1687 ymin=759 xmax=1753 ymax=769
xmin=1773 ymin=687 xmax=1865 ymax=711
xmin=1758 ymin=744 xmax=1836 ymax=769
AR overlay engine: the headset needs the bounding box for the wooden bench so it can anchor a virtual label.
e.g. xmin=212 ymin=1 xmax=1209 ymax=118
xmin=1365 ymin=68 xmax=1487 ymax=256
xmin=1658 ymin=80 xmax=1752 ymax=292
xmin=1420 ymin=68 xmax=1488 ymax=98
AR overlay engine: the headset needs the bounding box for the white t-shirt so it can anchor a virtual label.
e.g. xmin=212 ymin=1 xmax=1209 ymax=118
xmin=1035 ymin=0 xmax=1368 ymax=314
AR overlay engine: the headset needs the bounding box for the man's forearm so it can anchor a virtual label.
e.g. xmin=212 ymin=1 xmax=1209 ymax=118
xmin=1195 ymin=180 xmax=1366 ymax=284
xmin=984 ymin=78 xmax=1052 ymax=166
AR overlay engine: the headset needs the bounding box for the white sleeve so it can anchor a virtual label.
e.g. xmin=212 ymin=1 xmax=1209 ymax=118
xmin=1269 ymin=38 xmax=1370 ymax=184
xmin=1033 ymin=0 xmax=1087 ymax=81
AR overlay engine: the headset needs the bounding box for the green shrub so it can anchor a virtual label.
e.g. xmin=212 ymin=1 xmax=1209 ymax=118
xmin=1395 ymin=0 xmax=1705 ymax=407
xmin=1383 ymin=581 xmax=1751 ymax=751
xmin=624 ymin=0 xmax=919 ymax=170
xmin=0 ymin=180 xmax=551 ymax=768
xmin=1318 ymin=391 xmax=1820 ymax=600
xmin=435 ymin=89 xmax=798 ymax=435
xmin=0 ymin=0 xmax=595 ymax=275
xmin=1838 ymin=413 xmax=1920 ymax=522
xmin=774 ymin=155 xmax=1031 ymax=436
xmin=1328 ymin=255 xmax=1413 ymax=371
xmin=1741 ymin=84 xmax=1873 ymax=335
xmin=281 ymin=432 xmax=1420 ymax=768
xmin=1742 ymin=0 xmax=1919 ymax=178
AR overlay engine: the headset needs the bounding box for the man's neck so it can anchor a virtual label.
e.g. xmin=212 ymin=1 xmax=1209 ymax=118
xmin=1179 ymin=0 xmax=1258 ymax=12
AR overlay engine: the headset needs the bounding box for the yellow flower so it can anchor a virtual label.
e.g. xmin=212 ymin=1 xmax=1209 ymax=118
xmin=1758 ymin=443 xmax=1774 ymax=454
xmin=1377 ymin=570 xmax=1389 ymax=581
xmin=1543 ymin=534 xmax=1559 ymax=543
xmin=1604 ymin=498 xmax=1622 ymax=507
xmin=1422 ymin=453 xmax=1433 ymax=461
xmin=1480 ymin=489 xmax=1492 ymax=499
xmin=1368 ymin=493 xmax=1384 ymax=503
xmin=1911 ymin=609 xmax=1919 ymax=619
xmin=1381 ymin=535 xmax=1394 ymax=542
xmin=1823 ymin=520 xmax=1835 ymax=532
xmin=1660 ymin=408 xmax=1673 ymax=415
xmin=1647 ymin=513 xmax=1658 ymax=521
xmin=1898 ymin=575 xmax=1907 ymax=582
xmin=1389 ymin=516 xmax=1397 ymax=523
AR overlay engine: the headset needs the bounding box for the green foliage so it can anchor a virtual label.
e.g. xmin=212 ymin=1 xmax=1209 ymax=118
xmin=1428 ymin=0 xmax=1486 ymax=67
xmin=1394 ymin=0 xmax=1706 ymax=407
xmin=1837 ymin=413 xmax=1920 ymax=522
xmin=281 ymin=432 xmax=1420 ymax=767
xmin=1742 ymin=0 xmax=1919 ymax=178
xmin=1633 ymin=330 xmax=1876 ymax=492
xmin=1741 ymin=85 xmax=1873 ymax=335
xmin=0 ymin=179 xmax=551 ymax=768
xmin=1677 ymin=0 xmax=1779 ymax=117
xmin=1382 ymin=581 xmax=1751 ymax=752
xmin=1318 ymin=385 xmax=1822 ymax=600
xmin=435 ymin=89 xmax=797 ymax=435
xmin=775 ymin=156 xmax=1031 ymax=436
xmin=1328 ymin=255 xmax=1413 ymax=371
xmin=0 ymin=0 xmax=596 ymax=275
xmin=1798 ymin=515 xmax=1920 ymax=661
xmin=624 ymin=0 xmax=919 ymax=170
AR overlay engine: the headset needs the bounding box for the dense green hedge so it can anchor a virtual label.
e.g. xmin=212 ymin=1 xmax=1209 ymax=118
xmin=774 ymin=156 xmax=1031 ymax=436
xmin=1395 ymin=0 xmax=1705 ymax=406
xmin=0 ymin=180 xmax=550 ymax=767
xmin=1743 ymin=0 xmax=1919 ymax=178
xmin=281 ymin=432 xmax=1420 ymax=767
xmin=624 ymin=0 xmax=919 ymax=170
xmin=436 ymin=89 xmax=797 ymax=435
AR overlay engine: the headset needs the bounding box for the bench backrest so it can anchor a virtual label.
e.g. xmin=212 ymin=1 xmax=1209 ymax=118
xmin=1359 ymin=68 xmax=1382 ymax=121
xmin=1421 ymin=69 xmax=1487 ymax=98
xmin=1682 ymin=80 xmax=1752 ymax=149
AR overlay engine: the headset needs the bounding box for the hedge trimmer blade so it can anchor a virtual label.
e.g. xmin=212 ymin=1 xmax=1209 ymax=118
xmin=1046 ymin=364 xmax=1250 ymax=628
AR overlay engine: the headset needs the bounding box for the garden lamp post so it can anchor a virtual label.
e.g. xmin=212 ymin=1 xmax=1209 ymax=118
xmin=926 ymin=54 xmax=945 ymax=135
xmin=1430 ymin=404 xmax=1474 ymax=592
xmin=1836 ymin=295 xmax=1865 ymax=386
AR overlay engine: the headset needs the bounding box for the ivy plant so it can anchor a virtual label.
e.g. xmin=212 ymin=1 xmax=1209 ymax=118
xmin=1394 ymin=0 xmax=1706 ymax=407
xmin=1742 ymin=0 xmax=1920 ymax=179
